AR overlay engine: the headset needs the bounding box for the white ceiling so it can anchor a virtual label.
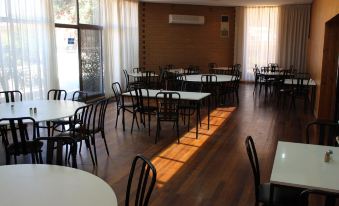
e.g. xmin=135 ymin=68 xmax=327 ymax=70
xmin=140 ymin=0 xmax=313 ymax=6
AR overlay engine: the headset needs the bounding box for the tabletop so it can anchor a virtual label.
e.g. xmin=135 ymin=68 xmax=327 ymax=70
xmin=0 ymin=164 xmax=117 ymax=206
xmin=123 ymin=89 xmax=210 ymax=101
xmin=270 ymin=141 xmax=339 ymax=193
xmin=128 ymin=72 xmax=158 ymax=78
xmin=210 ymin=67 xmax=232 ymax=71
xmin=0 ymin=100 xmax=86 ymax=122
xmin=168 ymin=68 xmax=186 ymax=74
xmin=182 ymin=74 xmax=233 ymax=82
xmin=284 ymin=79 xmax=317 ymax=86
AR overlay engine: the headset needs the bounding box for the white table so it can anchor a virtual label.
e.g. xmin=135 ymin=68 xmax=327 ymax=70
xmin=284 ymin=78 xmax=316 ymax=86
xmin=127 ymin=72 xmax=158 ymax=78
xmin=271 ymin=141 xmax=339 ymax=193
xmin=183 ymin=74 xmax=233 ymax=82
xmin=168 ymin=68 xmax=186 ymax=74
xmin=123 ymin=89 xmax=211 ymax=139
xmin=0 ymin=100 xmax=86 ymax=122
xmin=0 ymin=164 xmax=117 ymax=206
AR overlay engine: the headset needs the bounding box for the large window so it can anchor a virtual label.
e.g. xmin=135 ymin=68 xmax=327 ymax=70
xmin=53 ymin=0 xmax=103 ymax=97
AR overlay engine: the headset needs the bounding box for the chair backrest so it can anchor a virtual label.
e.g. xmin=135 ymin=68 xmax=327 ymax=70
xmin=306 ymin=120 xmax=339 ymax=146
xmin=125 ymin=154 xmax=157 ymax=206
xmin=208 ymin=62 xmax=217 ymax=69
xmin=142 ymin=71 xmax=156 ymax=88
xmin=245 ymin=136 xmax=261 ymax=203
xmin=91 ymin=98 xmax=109 ymax=131
xmin=156 ymin=92 xmax=180 ymax=120
xmin=299 ymin=189 xmax=339 ymax=206
xmin=260 ymin=66 xmax=269 ymax=73
xmin=0 ymin=117 xmax=36 ymax=154
xmin=187 ymin=65 xmax=200 ymax=74
xmin=130 ymin=87 xmax=150 ymax=111
xmin=71 ymin=104 xmax=94 ymax=136
xmin=133 ymin=67 xmax=144 ymax=73
xmin=72 ymin=91 xmax=88 ymax=102
xmin=34 ymin=136 xmax=77 ymax=168
xmin=292 ymin=73 xmax=311 ymax=95
xmin=201 ymin=74 xmax=217 ymax=83
xmin=47 ymin=89 xmax=67 ymax=100
xmin=112 ymin=82 xmax=124 ymax=107
xmin=0 ymin=90 xmax=23 ymax=103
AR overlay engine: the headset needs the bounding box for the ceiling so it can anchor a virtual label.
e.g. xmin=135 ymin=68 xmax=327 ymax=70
xmin=140 ymin=0 xmax=313 ymax=6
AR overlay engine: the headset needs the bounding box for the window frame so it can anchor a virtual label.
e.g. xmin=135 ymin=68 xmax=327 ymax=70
xmin=54 ymin=0 xmax=104 ymax=98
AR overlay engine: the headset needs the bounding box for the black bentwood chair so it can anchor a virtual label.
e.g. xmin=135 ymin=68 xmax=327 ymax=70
xmin=155 ymin=92 xmax=181 ymax=144
xmin=0 ymin=117 xmax=42 ymax=164
xmin=112 ymin=82 xmax=136 ymax=131
xmin=125 ymin=154 xmax=157 ymax=206
xmin=0 ymin=90 xmax=23 ymax=103
xmin=245 ymin=136 xmax=301 ymax=206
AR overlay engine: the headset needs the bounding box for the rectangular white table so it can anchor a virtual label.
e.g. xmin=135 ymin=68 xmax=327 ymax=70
xmin=284 ymin=79 xmax=317 ymax=111
xmin=271 ymin=141 xmax=339 ymax=193
xmin=123 ymin=89 xmax=211 ymax=139
xmin=127 ymin=72 xmax=158 ymax=78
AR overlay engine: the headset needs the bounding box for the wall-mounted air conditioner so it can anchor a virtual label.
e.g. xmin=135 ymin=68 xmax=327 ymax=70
xmin=169 ymin=14 xmax=205 ymax=25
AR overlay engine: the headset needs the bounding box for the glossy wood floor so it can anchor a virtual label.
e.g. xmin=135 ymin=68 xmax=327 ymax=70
xmin=0 ymin=84 xmax=318 ymax=205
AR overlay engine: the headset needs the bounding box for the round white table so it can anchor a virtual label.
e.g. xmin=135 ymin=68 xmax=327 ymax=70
xmin=183 ymin=74 xmax=233 ymax=82
xmin=0 ymin=100 xmax=86 ymax=122
xmin=0 ymin=164 xmax=117 ymax=206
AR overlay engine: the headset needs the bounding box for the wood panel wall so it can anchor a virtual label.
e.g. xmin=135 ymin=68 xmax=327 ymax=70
xmin=139 ymin=3 xmax=235 ymax=73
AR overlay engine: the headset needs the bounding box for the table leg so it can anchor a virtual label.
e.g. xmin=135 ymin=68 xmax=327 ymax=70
xmin=122 ymin=109 xmax=125 ymax=131
xmin=269 ymin=183 xmax=275 ymax=206
xmin=208 ymin=96 xmax=210 ymax=130
xmin=196 ymin=101 xmax=200 ymax=139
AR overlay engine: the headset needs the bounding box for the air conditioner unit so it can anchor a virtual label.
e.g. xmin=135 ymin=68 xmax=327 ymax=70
xmin=169 ymin=14 xmax=205 ymax=25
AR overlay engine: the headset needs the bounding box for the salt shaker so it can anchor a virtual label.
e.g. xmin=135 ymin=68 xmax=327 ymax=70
xmin=324 ymin=151 xmax=331 ymax=162
xmin=29 ymin=107 xmax=33 ymax=115
xmin=33 ymin=107 xmax=37 ymax=114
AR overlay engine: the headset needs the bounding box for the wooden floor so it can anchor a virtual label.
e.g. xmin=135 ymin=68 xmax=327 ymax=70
xmin=0 ymin=83 xmax=318 ymax=205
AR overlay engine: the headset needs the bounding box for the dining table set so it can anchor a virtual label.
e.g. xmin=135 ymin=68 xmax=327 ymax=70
xmin=0 ymin=91 xmax=118 ymax=206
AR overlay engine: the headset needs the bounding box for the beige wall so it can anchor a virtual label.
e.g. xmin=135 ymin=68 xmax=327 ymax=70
xmin=139 ymin=3 xmax=235 ymax=72
xmin=307 ymin=0 xmax=339 ymax=117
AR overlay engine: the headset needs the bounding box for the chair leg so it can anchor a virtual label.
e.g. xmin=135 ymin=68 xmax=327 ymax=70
xmin=91 ymin=135 xmax=98 ymax=165
xmin=176 ymin=120 xmax=180 ymax=143
xmin=115 ymin=108 xmax=119 ymax=128
xmin=148 ymin=112 xmax=151 ymax=136
xmin=101 ymin=130 xmax=109 ymax=155
xmin=131 ymin=112 xmax=136 ymax=134
xmin=84 ymin=139 xmax=95 ymax=166
xmin=155 ymin=120 xmax=160 ymax=144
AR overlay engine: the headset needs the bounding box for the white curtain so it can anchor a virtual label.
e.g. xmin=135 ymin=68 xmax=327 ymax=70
xmin=0 ymin=0 xmax=58 ymax=100
xmin=236 ymin=6 xmax=279 ymax=81
xmin=102 ymin=0 xmax=139 ymax=96
xmin=278 ymin=4 xmax=310 ymax=72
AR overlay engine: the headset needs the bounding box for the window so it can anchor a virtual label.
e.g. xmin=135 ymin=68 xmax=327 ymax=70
xmin=53 ymin=0 xmax=103 ymax=97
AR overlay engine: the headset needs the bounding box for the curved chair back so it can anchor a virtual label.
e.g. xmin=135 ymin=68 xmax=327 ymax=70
xmin=47 ymin=89 xmax=67 ymax=100
xmin=92 ymin=98 xmax=109 ymax=132
xmin=306 ymin=120 xmax=339 ymax=146
xmin=72 ymin=91 xmax=88 ymax=102
xmin=245 ymin=136 xmax=261 ymax=203
xmin=34 ymin=136 xmax=77 ymax=168
xmin=125 ymin=154 xmax=157 ymax=206
xmin=0 ymin=90 xmax=22 ymax=103
xmin=112 ymin=82 xmax=124 ymax=107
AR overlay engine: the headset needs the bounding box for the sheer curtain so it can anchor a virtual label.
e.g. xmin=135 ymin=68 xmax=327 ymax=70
xmin=102 ymin=0 xmax=139 ymax=96
xmin=0 ymin=0 xmax=58 ymax=100
xmin=235 ymin=6 xmax=279 ymax=81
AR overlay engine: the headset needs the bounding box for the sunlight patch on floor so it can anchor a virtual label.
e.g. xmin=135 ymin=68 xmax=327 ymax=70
xmin=152 ymin=107 xmax=236 ymax=188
